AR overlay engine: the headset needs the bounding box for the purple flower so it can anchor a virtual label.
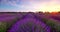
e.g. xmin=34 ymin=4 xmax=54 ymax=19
xmin=8 ymin=17 xmax=50 ymax=32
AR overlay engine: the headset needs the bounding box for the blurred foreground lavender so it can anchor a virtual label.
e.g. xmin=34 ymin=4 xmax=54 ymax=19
xmin=0 ymin=12 xmax=60 ymax=32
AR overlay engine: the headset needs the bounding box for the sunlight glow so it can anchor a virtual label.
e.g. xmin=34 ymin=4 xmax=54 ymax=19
xmin=35 ymin=4 xmax=60 ymax=13
xmin=28 ymin=0 xmax=60 ymax=13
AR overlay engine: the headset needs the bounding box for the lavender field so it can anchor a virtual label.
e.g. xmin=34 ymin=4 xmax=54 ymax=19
xmin=0 ymin=12 xmax=60 ymax=32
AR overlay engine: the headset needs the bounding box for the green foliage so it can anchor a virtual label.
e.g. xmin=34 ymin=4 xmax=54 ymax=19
xmin=0 ymin=22 xmax=7 ymax=32
xmin=42 ymin=18 xmax=60 ymax=32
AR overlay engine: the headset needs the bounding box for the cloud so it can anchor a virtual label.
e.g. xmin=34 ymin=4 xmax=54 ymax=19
xmin=0 ymin=0 xmax=60 ymax=12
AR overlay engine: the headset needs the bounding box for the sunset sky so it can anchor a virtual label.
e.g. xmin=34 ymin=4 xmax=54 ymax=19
xmin=0 ymin=0 xmax=60 ymax=12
